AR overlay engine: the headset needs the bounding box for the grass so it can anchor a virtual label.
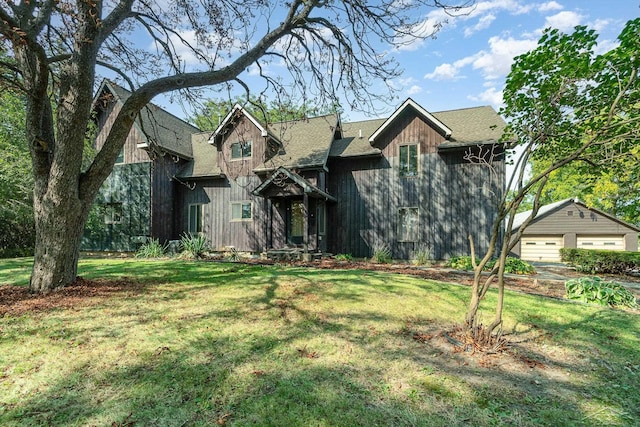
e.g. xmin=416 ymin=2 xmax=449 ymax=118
xmin=1 ymin=257 xmax=639 ymax=426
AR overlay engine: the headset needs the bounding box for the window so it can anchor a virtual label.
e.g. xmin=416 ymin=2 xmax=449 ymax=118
xmin=104 ymin=202 xmax=123 ymax=224
xmin=188 ymin=204 xmax=203 ymax=234
xmin=399 ymin=144 xmax=418 ymax=177
xmin=398 ymin=207 xmax=419 ymax=242
xmin=231 ymin=202 xmax=252 ymax=221
xmin=567 ymin=210 xmax=573 ymax=216
xmin=317 ymin=203 xmax=326 ymax=236
xmin=231 ymin=140 xmax=252 ymax=159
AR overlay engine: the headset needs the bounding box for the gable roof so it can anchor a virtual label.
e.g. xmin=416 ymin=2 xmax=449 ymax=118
xmin=253 ymin=114 xmax=340 ymax=172
xmin=511 ymin=198 xmax=640 ymax=232
xmin=95 ymin=80 xmax=200 ymax=159
xmin=331 ymin=102 xmax=506 ymax=157
xmin=252 ymin=166 xmax=336 ymax=201
xmin=369 ymin=98 xmax=452 ymax=143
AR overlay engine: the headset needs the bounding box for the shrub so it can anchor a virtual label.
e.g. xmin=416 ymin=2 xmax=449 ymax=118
xmin=179 ymin=233 xmax=210 ymax=259
xmin=445 ymin=256 xmax=536 ymax=275
xmin=412 ymin=249 xmax=431 ymax=266
xmin=136 ymin=238 xmax=167 ymax=258
xmin=371 ymin=244 xmax=392 ymax=264
xmin=565 ymin=276 xmax=637 ymax=308
xmin=334 ymin=253 xmax=353 ymax=261
xmin=561 ymin=248 xmax=640 ymax=275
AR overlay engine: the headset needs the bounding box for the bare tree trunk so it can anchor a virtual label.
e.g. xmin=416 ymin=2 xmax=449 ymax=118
xmin=29 ymin=191 xmax=90 ymax=293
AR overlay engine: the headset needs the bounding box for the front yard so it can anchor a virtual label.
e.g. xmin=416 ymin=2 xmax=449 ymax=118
xmin=1 ymin=258 xmax=638 ymax=426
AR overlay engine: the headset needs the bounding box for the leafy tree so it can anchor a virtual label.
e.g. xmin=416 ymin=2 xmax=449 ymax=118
xmin=0 ymin=0 xmax=466 ymax=293
xmin=528 ymin=156 xmax=640 ymax=226
xmin=0 ymin=88 xmax=34 ymax=256
xmin=191 ymin=95 xmax=335 ymax=130
xmin=464 ymin=19 xmax=640 ymax=344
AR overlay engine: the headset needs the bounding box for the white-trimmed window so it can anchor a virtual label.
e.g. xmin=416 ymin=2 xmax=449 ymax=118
xmin=188 ymin=204 xmax=203 ymax=234
xmin=231 ymin=202 xmax=252 ymax=221
xmin=104 ymin=202 xmax=123 ymax=224
xmin=115 ymin=148 xmax=124 ymax=164
xmin=399 ymin=144 xmax=418 ymax=177
xmin=398 ymin=207 xmax=419 ymax=242
xmin=231 ymin=140 xmax=252 ymax=159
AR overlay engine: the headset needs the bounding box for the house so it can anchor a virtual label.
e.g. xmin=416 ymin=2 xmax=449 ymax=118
xmin=83 ymin=80 xmax=506 ymax=259
xmin=510 ymin=198 xmax=640 ymax=262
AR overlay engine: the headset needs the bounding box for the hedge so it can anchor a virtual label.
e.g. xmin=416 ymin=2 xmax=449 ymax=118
xmin=560 ymin=248 xmax=640 ymax=274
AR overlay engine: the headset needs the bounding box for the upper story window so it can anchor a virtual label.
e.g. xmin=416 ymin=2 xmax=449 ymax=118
xmin=231 ymin=140 xmax=252 ymax=160
xmin=399 ymin=144 xmax=418 ymax=177
xmin=231 ymin=202 xmax=252 ymax=221
xmin=115 ymin=148 xmax=124 ymax=164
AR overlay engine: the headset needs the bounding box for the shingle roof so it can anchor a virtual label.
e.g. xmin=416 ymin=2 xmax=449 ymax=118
xmin=330 ymin=104 xmax=506 ymax=156
xmin=101 ymin=81 xmax=200 ymax=159
xmin=175 ymin=132 xmax=223 ymax=179
xmin=434 ymin=105 xmax=506 ymax=149
xmin=253 ymin=114 xmax=340 ymax=172
xmin=329 ymin=119 xmax=385 ymax=157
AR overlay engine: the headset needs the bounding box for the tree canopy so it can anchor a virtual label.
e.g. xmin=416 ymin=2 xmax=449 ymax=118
xmin=464 ymin=18 xmax=640 ymax=343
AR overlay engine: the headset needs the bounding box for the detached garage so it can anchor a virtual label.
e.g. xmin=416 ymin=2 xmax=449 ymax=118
xmin=511 ymin=199 xmax=639 ymax=262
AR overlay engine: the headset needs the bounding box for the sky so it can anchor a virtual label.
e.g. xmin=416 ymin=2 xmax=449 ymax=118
xmin=151 ymin=0 xmax=640 ymax=124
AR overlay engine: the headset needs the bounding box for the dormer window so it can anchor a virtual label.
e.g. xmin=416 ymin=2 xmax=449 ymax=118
xmin=231 ymin=140 xmax=252 ymax=159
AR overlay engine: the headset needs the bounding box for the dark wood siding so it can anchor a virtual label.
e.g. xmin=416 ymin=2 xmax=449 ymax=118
xmin=178 ymin=176 xmax=268 ymax=251
xmin=94 ymin=96 xmax=151 ymax=164
xmin=326 ymin=113 xmax=504 ymax=260
xmin=151 ymin=156 xmax=186 ymax=242
xmin=217 ymin=115 xmax=272 ymax=179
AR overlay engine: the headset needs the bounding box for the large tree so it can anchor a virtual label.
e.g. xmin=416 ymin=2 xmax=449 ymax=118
xmin=464 ymin=19 xmax=640 ymax=344
xmin=0 ymin=0 xmax=468 ymax=293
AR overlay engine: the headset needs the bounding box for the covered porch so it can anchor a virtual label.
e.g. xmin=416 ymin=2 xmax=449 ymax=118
xmin=252 ymin=167 xmax=336 ymax=255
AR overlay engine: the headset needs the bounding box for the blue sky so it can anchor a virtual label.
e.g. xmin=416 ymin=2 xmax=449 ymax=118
xmin=151 ymin=0 xmax=639 ymax=124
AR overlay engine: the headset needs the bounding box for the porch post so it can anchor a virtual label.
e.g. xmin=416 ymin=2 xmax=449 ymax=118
xmin=266 ymin=198 xmax=272 ymax=250
xmin=303 ymin=193 xmax=309 ymax=253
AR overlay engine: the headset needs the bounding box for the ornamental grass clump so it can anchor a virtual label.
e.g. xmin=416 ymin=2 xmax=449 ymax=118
xmin=135 ymin=238 xmax=167 ymax=258
xmin=179 ymin=233 xmax=210 ymax=259
xmin=565 ymin=276 xmax=637 ymax=308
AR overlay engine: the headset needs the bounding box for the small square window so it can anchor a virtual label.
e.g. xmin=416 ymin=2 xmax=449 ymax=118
xmin=231 ymin=202 xmax=252 ymax=221
xmin=231 ymin=140 xmax=252 ymax=159
xmin=567 ymin=210 xmax=573 ymax=216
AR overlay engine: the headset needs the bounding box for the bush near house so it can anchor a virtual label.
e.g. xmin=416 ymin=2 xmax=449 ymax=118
xmin=560 ymin=248 xmax=640 ymax=274
xmin=565 ymin=276 xmax=637 ymax=308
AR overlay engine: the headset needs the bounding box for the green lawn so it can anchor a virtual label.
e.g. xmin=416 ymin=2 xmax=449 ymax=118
xmin=1 ymin=258 xmax=639 ymax=426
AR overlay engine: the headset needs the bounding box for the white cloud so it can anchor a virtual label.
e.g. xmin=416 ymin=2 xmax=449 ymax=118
xmin=471 ymin=36 xmax=538 ymax=80
xmin=468 ymin=86 xmax=504 ymax=110
xmin=424 ymin=63 xmax=463 ymax=80
xmin=591 ymin=18 xmax=611 ymax=33
xmin=407 ymin=85 xmax=423 ymax=95
xmin=464 ymin=14 xmax=496 ymax=37
xmin=538 ymin=1 xmax=563 ymax=12
xmin=544 ymin=11 xmax=584 ymax=32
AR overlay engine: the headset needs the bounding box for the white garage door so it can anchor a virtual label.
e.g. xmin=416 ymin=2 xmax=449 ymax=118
xmin=520 ymin=236 xmax=564 ymax=262
xmin=577 ymin=235 xmax=625 ymax=251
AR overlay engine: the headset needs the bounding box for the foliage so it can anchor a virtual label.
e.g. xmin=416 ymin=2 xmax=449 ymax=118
xmin=371 ymin=244 xmax=392 ymax=264
xmin=0 ymin=89 xmax=34 ymax=257
xmin=565 ymin=276 xmax=637 ymax=308
xmin=179 ymin=233 xmax=210 ymax=259
xmin=191 ymin=95 xmax=336 ymax=130
xmin=135 ymin=238 xmax=167 ymax=258
xmin=334 ymin=253 xmax=353 ymax=261
xmin=447 ymin=256 xmax=536 ymax=275
xmin=412 ymin=249 xmax=431 ymax=266
xmin=560 ymin=248 xmax=640 ymax=274
xmin=1 ymin=258 xmax=640 ymax=425
xmin=464 ymin=19 xmax=640 ymax=340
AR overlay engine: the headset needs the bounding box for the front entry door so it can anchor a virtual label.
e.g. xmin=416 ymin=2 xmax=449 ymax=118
xmin=287 ymin=200 xmax=304 ymax=245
